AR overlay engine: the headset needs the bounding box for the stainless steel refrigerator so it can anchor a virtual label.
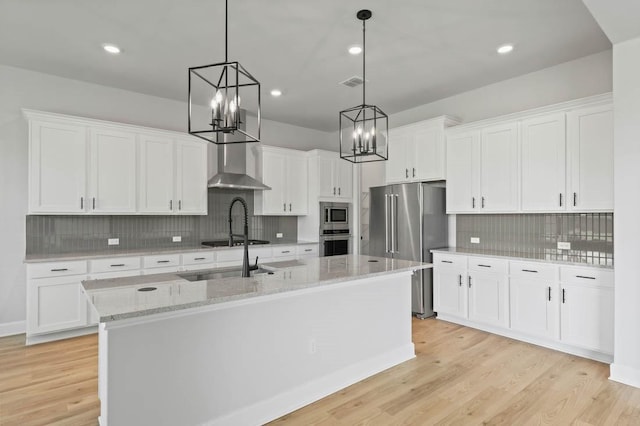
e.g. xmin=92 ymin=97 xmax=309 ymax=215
xmin=369 ymin=182 xmax=448 ymax=318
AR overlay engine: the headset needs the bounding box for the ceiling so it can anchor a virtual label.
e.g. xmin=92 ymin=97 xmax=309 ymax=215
xmin=0 ymin=0 xmax=610 ymax=131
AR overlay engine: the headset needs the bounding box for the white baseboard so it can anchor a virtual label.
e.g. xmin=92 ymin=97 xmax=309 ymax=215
xmin=0 ymin=320 xmax=25 ymax=338
xmin=206 ymin=343 xmax=416 ymax=426
xmin=26 ymin=326 xmax=97 ymax=345
xmin=610 ymin=363 xmax=640 ymax=389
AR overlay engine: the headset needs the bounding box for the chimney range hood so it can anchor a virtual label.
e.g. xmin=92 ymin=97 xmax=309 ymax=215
xmin=207 ymin=143 xmax=270 ymax=190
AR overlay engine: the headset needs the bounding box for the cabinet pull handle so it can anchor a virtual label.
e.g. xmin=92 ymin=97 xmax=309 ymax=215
xmin=562 ymin=288 xmax=566 ymax=303
xmin=481 ymin=197 xmax=485 ymax=208
xmin=289 ymin=203 xmax=292 ymax=211
xmin=333 ymin=187 xmax=336 ymax=195
xmin=576 ymin=275 xmax=596 ymax=280
xmin=50 ymin=268 xmax=68 ymax=272
xmin=468 ymin=276 xmax=472 ymax=288
xmin=282 ymin=250 xmax=291 ymax=254
xmin=338 ymin=187 xmax=341 ymax=195
xmin=559 ymin=193 xmax=563 ymax=207
xmin=93 ymin=197 xmax=96 ymax=210
xmin=441 ymin=260 xmax=453 ymax=264
xmin=283 ymin=203 xmax=286 ymax=212
xmin=305 ymin=249 xmax=312 ymax=252
xmin=412 ymin=167 xmax=416 ymax=177
xmin=170 ymin=200 xmax=173 ymax=210
xmin=157 ymin=260 xmax=170 ymax=264
xmin=522 ymin=269 xmax=538 ymax=273
xmin=573 ymin=192 xmax=577 ymax=207
xmin=178 ymin=200 xmax=182 ymax=211
xmin=110 ymin=264 xmax=125 ymax=267
xmin=478 ymin=264 xmax=491 ymax=268
xmin=458 ymin=274 xmax=462 ymax=287
xmin=472 ymin=197 xmax=475 ymax=208
xmin=405 ymin=168 xmax=409 ymax=178
xmin=80 ymin=197 xmax=84 ymax=209
xmin=194 ymin=257 xmax=206 ymax=261
xmin=548 ymin=286 xmax=552 ymax=301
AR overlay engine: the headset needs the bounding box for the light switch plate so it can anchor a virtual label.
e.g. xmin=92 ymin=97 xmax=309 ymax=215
xmin=557 ymin=241 xmax=571 ymax=250
xmin=470 ymin=237 xmax=480 ymax=244
xmin=108 ymin=238 xmax=119 ymax=246
xmin=276 ymin=233 xmax=283 ymax=238
xmin=172 ymin=236 xmax=182 ymax=243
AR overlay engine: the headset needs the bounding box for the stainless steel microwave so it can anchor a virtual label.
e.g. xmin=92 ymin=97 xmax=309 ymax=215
xmin=322 ymin=203 xmax=349 ymax=224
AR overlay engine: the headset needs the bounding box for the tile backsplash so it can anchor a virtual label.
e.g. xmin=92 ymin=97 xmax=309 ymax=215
xmin=26 ymin=189 xmax=298 ymax=255
xmin=456 ymin=213 xmax=613 ymax=266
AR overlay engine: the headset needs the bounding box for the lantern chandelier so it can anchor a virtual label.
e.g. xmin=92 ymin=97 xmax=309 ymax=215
xmin=339 ymin=9 xmax=388 ymax=163
xmin=188 ymin=0 xmax=261 ymax=144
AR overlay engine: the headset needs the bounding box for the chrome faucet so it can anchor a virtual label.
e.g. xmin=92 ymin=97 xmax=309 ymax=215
xmin=228 ymin=197 xmax=259 ymax=277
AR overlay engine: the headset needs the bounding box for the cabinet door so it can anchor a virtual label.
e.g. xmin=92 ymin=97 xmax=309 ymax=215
xmin=521 ymin=113 xmax=566 ymax=212
xmin=446 ymin=131 xmax=480 ymax=213
xmin=480 ymin=123 xmax=519 ymax=212
xmin=510 ymin=278 xmax=557 ymax=339
xmin=335 ymin=159 xmax=353 ymax=199
xmin=27 ymin=276 xmax=88 ymax=335
xmin=176 ymin=139 xmax=208 ymax=214
xmin=261 ymin=150 xmax=287 ymax=214
xmin=413 ymin=123 xmax=445 ymax=181
xmin=89 ymin=127 xmax=137 ymax=213
xmin=317 ymin=156 xmax=335 ymax=198
xmin=468 ymin=272 xmax=508 ymax=327
xmin=139 ymin=134 xmax=175 ymax=214
xmin=287 ymin=154 xmax=308 ymax=215
xmin=386 ymin=127 xmax=409 ymax=183
xmin=433 ymin=267 xmax=466 ymax=318
xmin=29 ymin=120 xmax=87 ymax=213
xmin=560 ymin=283 xmax=614 ymax=354
xmin=567 ymin=105 xmax=613 ymax=211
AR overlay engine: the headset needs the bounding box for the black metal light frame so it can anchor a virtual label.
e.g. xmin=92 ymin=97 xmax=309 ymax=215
xmin=339 ymin=9 xmax=388 ymax=163
xmin=188 ymin=0 xmax=261 ymax=144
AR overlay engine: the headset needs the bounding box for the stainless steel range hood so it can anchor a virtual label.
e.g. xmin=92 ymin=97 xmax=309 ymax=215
xmin=207 ymin=143 xmax=271 ymax=190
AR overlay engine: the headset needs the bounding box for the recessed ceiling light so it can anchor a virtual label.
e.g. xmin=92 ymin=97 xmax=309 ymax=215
xmin=497 ymin=44 xmax=514 ymax=54
xmin=270 ymin=89 xmax=282 ymax=97
xmin=102 ymin=44 xmax=121 ymax=54
xmin=348 ymin=45 xmax=362 ymax=55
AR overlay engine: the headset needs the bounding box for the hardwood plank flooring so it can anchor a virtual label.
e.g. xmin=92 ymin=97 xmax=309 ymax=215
xmin=1 ymin=319 xmax=639 ymax=425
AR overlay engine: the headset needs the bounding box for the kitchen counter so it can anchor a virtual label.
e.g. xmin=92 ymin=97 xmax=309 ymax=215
xmin=430 ymin=247 xmax=613 ymax=269
xmin=24 ymin=240 xmax=318 ymax=263
xmin=83 ymin=254 xmax=430 ymax=322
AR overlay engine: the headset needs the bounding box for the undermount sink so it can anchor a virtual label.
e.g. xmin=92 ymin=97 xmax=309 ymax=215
xmin=178 ymin=267 xmax=273 ymax=282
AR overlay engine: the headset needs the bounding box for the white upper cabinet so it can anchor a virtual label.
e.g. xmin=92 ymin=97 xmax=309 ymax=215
xmin=254 ymin=146 xmax=308 ymax=216
xmin=138 ymin=134 xmax=175 ymax=214
xmin=480 ymin=122 xmax=519 ymax=212
xmin=567 ymin=104 xmax=614 ymax=211
xmin=89 ymin=127 xmax=137 ymax=213
xmin=175 ymin=139 xmax=208 ymax=214
xmin=386 ymin=116 xmax=458 ymax=184
xmin=28 ymin=120 xmax=87 ymax=214
xmin=446 ymin=130 xmax=480 ymax=213
xmin=520 ymin=113 xmax=566 ymax=212
xmin=314 ymin=150 xmax=353 ymax=200
xmin=25 ymin=110 xmax=208 ymax=215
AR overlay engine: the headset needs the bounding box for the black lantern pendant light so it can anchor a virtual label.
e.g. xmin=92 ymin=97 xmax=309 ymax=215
xmin=188 ymin=0 xmax=261 ymax=144
xmin=339 ymin=9 xmax=388 ymax=163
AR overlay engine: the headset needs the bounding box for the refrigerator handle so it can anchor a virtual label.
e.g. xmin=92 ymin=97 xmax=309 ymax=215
xmin=389 ymin=194 xmax=394 ymax=253
xmin=393 ymin=194 xmax=399 ymax=254
xmin=384 ymin=194 xmax=390 ymax=253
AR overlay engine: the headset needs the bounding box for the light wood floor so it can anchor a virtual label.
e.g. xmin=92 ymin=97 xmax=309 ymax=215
xmin=2 ymin=319 xmax=639 ymax=426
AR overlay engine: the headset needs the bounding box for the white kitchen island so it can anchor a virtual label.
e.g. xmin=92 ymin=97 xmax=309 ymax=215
xmin=82 ymin=254 xmax=430 ymax=426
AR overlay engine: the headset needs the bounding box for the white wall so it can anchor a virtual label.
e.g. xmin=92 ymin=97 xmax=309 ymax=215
xmin=610 ymin=37 xmax=640 ymax=388
xmin=0 ymin=65 xmax=332 ymax=333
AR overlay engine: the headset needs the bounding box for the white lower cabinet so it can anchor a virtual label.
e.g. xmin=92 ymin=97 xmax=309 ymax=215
xmin=433 ymin=253 xmax=614 ymax=362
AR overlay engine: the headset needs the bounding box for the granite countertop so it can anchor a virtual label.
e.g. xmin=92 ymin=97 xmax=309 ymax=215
xmin=24 ymin=240 xmax=319 ymax=264
xmin=430 ymin=247 xmax=613 ymax=269
xmin=82 ymin=255 xmax=431 ymax=322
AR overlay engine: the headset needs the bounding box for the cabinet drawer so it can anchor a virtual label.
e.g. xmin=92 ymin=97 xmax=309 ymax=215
xmin=142 ymin=254 xmax=181 ymax=269
xmin=28 ymin=260 xmax=88 ymax=279
xmin=273 ymin=245 xmax=297 ymax=258
xmin=433 ymin=253 xmax=467 ymax=268
xmin=215 ymin=248 xmax=243 ymax=263
xmin=468 ymin=257 xmax=508 ymax=275
xmin=89 ymin=257 xmax=141 ymax=274
xmin=297 ymin=244 xmax=318 ymax=257
xmin=560 ymin=266 xmax=614 ymax=287
xmin=249 ymin=246 xmax=273 ymax=261
xmin=182 ymin=252 xmax=215 ymax=266
xmin=510 ymin=261 xmax=558 ymax=281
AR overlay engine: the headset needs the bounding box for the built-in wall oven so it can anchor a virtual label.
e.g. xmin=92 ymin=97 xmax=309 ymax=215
xmin=319 ymin=202 xmax=351 ymax=257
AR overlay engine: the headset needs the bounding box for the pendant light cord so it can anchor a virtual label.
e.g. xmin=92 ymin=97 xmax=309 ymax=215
xmin=225 ymin=0 xmax=228 ymax=62
xmin=362 ymin=18 xmax=366 ymax=106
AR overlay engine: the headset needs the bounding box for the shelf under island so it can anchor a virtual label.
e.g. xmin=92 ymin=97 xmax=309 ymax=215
xmin=82 ymin=254 xmax=431 ymax=426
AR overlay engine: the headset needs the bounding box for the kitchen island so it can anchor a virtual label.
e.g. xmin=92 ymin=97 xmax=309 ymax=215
xmin=82 ymin=254 xmax=430 ymax=426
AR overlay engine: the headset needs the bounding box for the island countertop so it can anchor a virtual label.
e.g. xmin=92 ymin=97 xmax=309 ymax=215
xmin=82 ymin=254 xmax=431 ymax=322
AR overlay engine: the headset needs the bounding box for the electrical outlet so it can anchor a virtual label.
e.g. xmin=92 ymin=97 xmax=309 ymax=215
xmin=276 ymin=233 xmax=283 ymax=239
xmin=557 ymin=241 xmax=571 ymax=250
xmin=470 ymin=237 xmax=480 ymax=244
xmin=172 ymin=236 xmax=182 ymax=243
xmin=308 ymin=338 xmax=317 ymax=355
xmin=108 ymin=238 xmax=119 ymax=246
